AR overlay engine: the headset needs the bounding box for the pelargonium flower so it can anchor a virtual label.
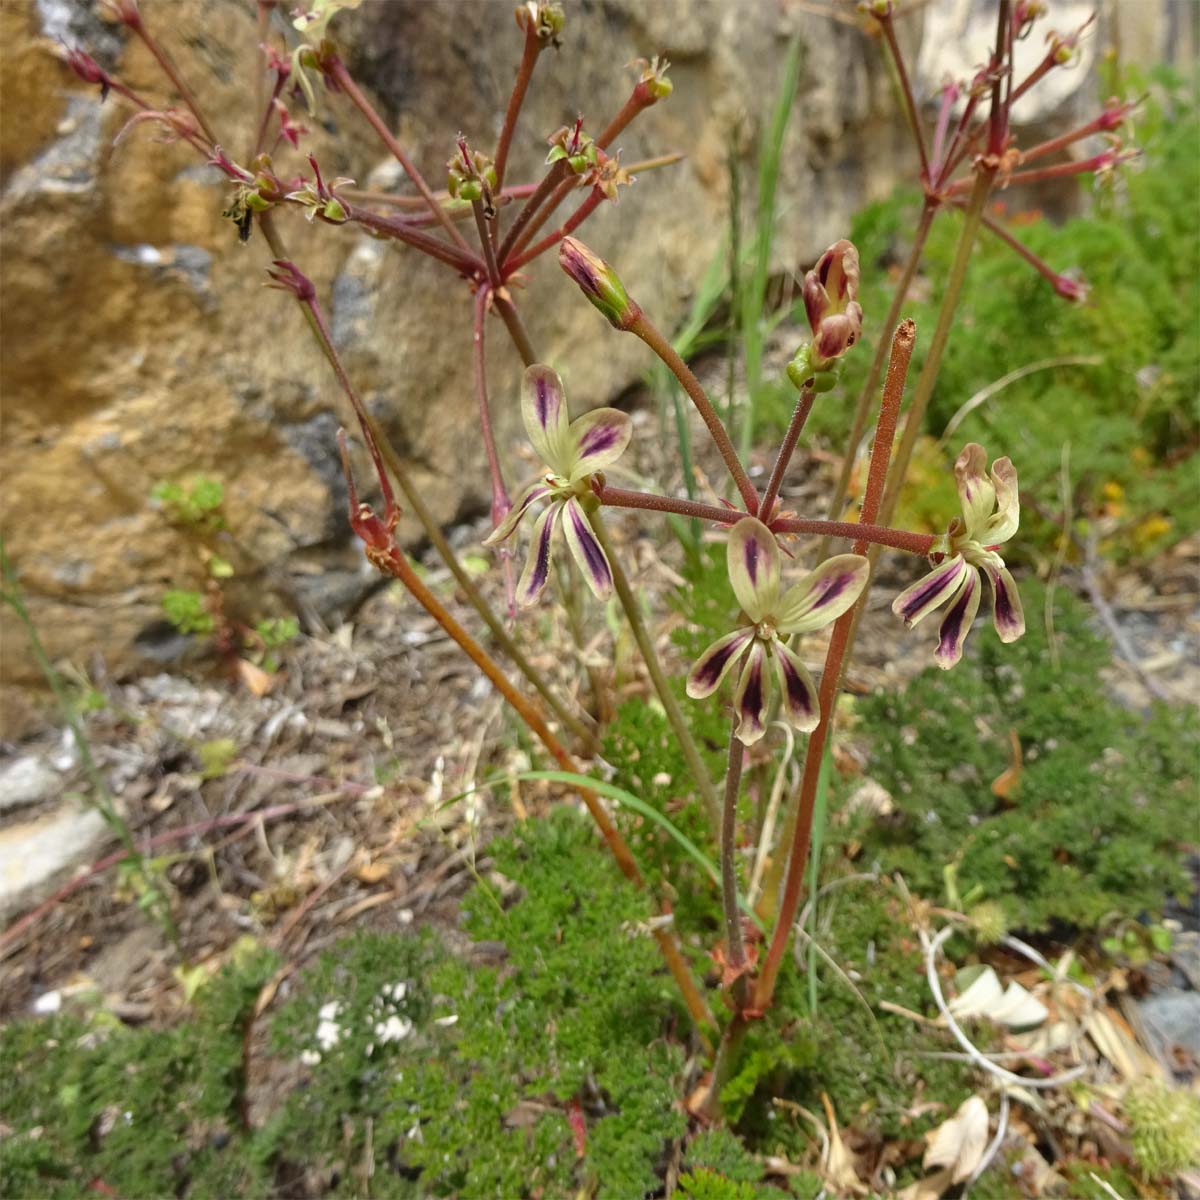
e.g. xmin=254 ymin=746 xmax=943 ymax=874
xmin=802 ymin=239 xmax=863 ymax=369
xmin=686 ymin=518 xmax=869 ymax=745
xmin=485 ymin=364 xmax=631 ymax=606
xmin=892 ymin=443 xmax=1025 ymax=668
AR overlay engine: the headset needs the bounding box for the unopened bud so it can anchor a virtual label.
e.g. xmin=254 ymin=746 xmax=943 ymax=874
xmin=802 ymin=239 xmax=863 ymax=369
xmin=559 ymin=237 xmax=639 ymax=330
xmin=857 ymin=0 xmax=893 ymax=17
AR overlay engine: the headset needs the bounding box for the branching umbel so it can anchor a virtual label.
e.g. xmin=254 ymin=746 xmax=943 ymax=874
xmin=61 ymin=0 xmax=1125 ymax=1122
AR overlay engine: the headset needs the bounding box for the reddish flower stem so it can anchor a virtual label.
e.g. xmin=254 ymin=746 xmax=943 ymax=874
xmin=126 ymin=10 xmax=219 ymax=146
xmin=627 ymin=313 xmax=759 ymax=515
xmin=753 ymin=318 xmax=916 ymax=1010
xmin=504 ymin=187 xmax=604 ymax=272
xmin=370 ymin=520 xmax=716 ymax=1042
xmin=343 ymin=202 xmax=484 ymax=274
xmin=878 ymin=11 xmax=930 ymax=183
xmin=595 ymin=485 xmax=933 ymax=555
xmin=257 ymin=216 xmax=594 ymax=753
xmin=946 ymin=151 xmax=1123 ymax=194
xmin=973 ymin=207 xmax=1063 ymax=285
xmin=758 ymin=388 xmax=815 ymax=521
xmin=472 ymin=197 xmax=503 ymax=287
xmin=326 ymin=56 xmax=475 ymax=257
xmin=473 ymin=284 xmax=510 ymax=524
xmin=496 ymin=160 xmax=568 ymax=266
xmin=494 ymin=22 xmax=543 ymax=191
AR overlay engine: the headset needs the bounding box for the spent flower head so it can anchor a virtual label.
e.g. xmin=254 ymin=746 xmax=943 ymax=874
xmin=686 ymin=519 xmax=869 ymax=745
xmin=484 ymin=365 xmax=631 ymax=606
xmin=892 ymin=443 xmax=1025 ymax=668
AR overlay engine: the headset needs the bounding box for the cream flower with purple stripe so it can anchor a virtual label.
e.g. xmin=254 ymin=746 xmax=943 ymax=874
xmin=892 ymin=442 xmax=1025 ymax=668
xmin=484 ymin=364 xmax=631 ymax=606
xmin=686 ymin=518 xmax=869 ymax=746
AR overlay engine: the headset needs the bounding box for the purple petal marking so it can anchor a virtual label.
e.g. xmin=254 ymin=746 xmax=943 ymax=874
xmin=987 ymin=563 xmax=1026 ymax=643
xmin=517 ymin=504 xmax=558 ymax=606
xmin=811 ymin=570 xmax=855 ymax=610
xmin=577 ymin=422 xmax=622 ymax=459
xmin=535 ymin=374 xmax=554 ymax=430
xmin=734 ymin=644 xmax=769 ymax=746
xmin=686 ymin=630 xmax=752 ymax=697
xmin=774 ymin=646 xmax=819 ymax=732
xmin=563 ymin=498 xmax=612 ymax=598
xmin=744 ymin=535 xmax=760 ymax=588
xmin=934 ymin=568 xmax=980 ymax=669
xmin=893 ymin=556 xmax=965 ymax=625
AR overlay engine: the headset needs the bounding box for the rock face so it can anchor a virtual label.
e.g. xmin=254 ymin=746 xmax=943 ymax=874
xmin=0 ymin=0 xmax=1173 ymax=734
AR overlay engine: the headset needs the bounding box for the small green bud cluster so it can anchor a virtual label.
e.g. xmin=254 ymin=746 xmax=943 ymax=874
xmin=447 ymin=144 xmax=498 ymax=203
xmin=546 ymin=121 xmax=597 ymax=175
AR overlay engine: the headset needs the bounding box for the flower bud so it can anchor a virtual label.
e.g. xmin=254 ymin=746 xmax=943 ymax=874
xmin=1052 ymin=272 xmax=1088 ymax=303
xmin=802 ymin=239 xmax=863 ymax=369
xmin=559 ymin=237 xmax=639 ymax=330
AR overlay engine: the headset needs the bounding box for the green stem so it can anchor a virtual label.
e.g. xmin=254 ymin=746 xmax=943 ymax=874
xmin=588 ymin=510 xmax=722 ymax=833
xmin=720 ymin=724 xmax=748 ymax=1002
xmin=628 ymin=314 xmax=759 ymax=514
xmin=878 ymin=169 xmax=995 ymax=528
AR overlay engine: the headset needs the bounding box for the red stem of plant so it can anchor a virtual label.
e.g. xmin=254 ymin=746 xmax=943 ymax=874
xmin=595 ymin=484 xmax=933 ymax=555
xmin=627 ymin=313 xmax=759 ymax=515
xmin=472 ymin=198 xmax=503 ymax=287
xmin=327 ymin=56 xmax=475 ymax=256
xmin=496 ymin=160 xmax=568 ymax=266
xmin=473 ymin=284 xmax=510 ymax=523
xmin=494 ymin=23 xmax=542 ymax=191
xmin=878 ymin=12 xmax=930 ymax=183
xmin=127 ymin=12 xmax=220 ymax=146
xmin=720 ymin=726 xmax=748 ymax=987
xmin=373 ymin=537 xmax=716 ymax=1039
xmin=758 ymin=388 xmax=815 ymax=521
xmin=504 ymin=187 xmax=604 ymax=272
xmin=753 ymin=319 xmax=916 ymax=1009
xmin=974 ymin=208 xmax=1061 ymax=285
xmin=344 ymin=202 xmax=483 ymax=273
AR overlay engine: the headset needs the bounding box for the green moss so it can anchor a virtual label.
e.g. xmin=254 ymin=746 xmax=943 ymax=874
xmin=845 ymin=579 xmax=1196 ymax=933
xmin=0 ymin=945 xmax=278 ymax=1199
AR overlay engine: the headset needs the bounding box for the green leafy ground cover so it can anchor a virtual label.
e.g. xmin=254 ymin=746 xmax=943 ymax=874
xmin=4 ymin=568 xmax=1193 ymax=1196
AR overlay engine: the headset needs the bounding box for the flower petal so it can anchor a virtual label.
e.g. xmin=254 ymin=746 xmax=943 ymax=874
xmin=685 ymin=628 xmax=755 ymax=699
xmin=983 ymin=456 xmax=1019 ymax=545
xmin=483 ymin=480 xmax=551 ymax=545
xmin=981 ymin=560 xmax=1025 ymax=643
xmin=733 ymin=641 xmax=770 ymax=746
xmin=892 ymin=555 xmax=969 ymax=628
xmin=521 ymin=364 xmax=572 ymax=476
xmin=516 ymin=501 xmax=561 ymax=607
xmin=727 ymin=518 xmax=780 ymax=623
xmin=954 ymin=443 xmax=996 ymax=538
xmin=934 ymin=566 xmax=982 ymax=669
xmin=776 ymin=553 xmax=870 ymax=634
xmin=773 ymin=642 xmax=821 ymax=732
xmin=561 ymin=497 xmax=613 ymax=600
xmin=567 ymin=407 xmax=632 ymax=482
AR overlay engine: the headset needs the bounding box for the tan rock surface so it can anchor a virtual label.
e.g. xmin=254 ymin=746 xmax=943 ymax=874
xmin=4 ymin=0 xmax=1143 ymax=735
